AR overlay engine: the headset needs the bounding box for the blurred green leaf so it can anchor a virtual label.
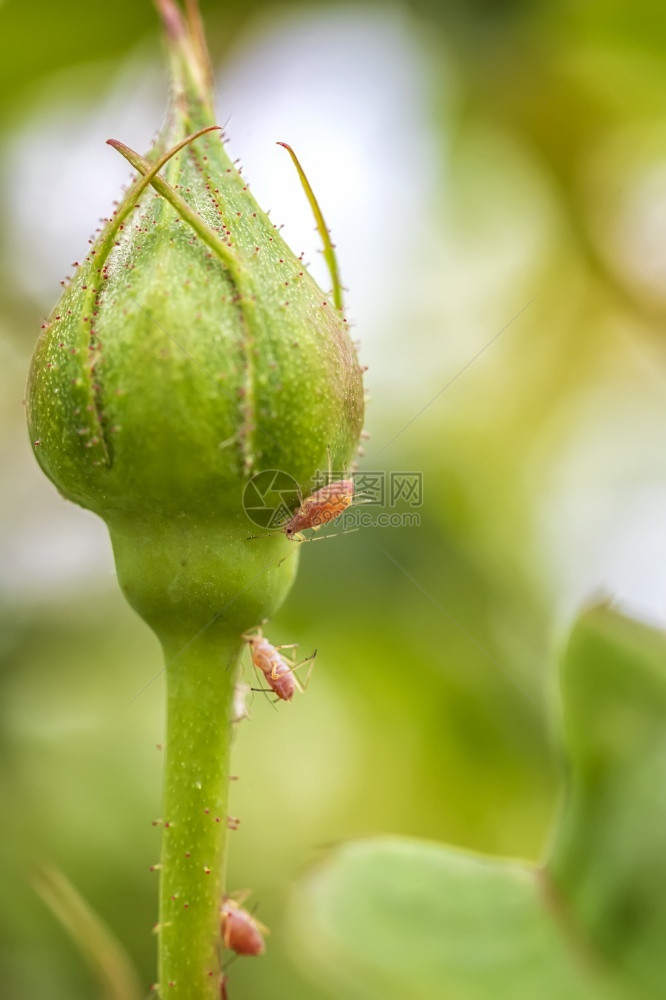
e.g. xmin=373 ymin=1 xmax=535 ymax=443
xmin=288 ymin=605 xmax=666 ymax=999
xmin=551 ymin=605 xmax=666 ymax=997
xmin=288 ymin=837 xmax=607 ymax=1000
xmin=33 ymin=865 xmax=143 ymax=1000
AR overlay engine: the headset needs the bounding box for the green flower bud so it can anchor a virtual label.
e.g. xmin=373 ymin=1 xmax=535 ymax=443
xmin=26 ymin=2 xmax=364 ymax=641
xmin=26 ymin=4 xmax=365 ymax=995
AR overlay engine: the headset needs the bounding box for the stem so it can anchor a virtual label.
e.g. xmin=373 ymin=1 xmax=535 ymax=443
xmin=154 ymin=0 xmax=216 ymax=124
xmin=158 ymin=625 xmax=241 ymax=998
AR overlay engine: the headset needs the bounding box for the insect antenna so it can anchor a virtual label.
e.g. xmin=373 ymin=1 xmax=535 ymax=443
xmin=292 ymin=526 xmax=360 ymax=545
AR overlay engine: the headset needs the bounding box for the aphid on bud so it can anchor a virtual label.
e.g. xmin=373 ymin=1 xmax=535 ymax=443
xmin=220 ymin=899 xmax=268 ymax=956
xmin=243 ymin=629 xmax=315 ymax=701
xmin=282 ymin=478 xmax=354 ymax=540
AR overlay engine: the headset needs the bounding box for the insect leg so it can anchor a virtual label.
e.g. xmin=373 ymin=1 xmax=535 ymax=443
xmin=291 ymin=650 xmax=317 ymax=692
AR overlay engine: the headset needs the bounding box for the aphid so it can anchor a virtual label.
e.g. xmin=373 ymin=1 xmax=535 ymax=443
xmin=220 ymin=898 xmax=268 ymax=956
xmin=243 ymin=630 xmax=315 ymax=701
xmin=282 ymin=478 xmax=354 ymax=540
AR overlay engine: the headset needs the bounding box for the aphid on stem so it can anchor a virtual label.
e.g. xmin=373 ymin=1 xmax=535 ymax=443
xmin=220 ymin=897 xmax=268 ymax=956
xmin=243 ymin=629 xmax=316 ymax=701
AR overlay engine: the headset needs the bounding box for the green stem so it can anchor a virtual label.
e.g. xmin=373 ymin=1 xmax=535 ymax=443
xmin=158 ymin=626 xmax=241 ymax=998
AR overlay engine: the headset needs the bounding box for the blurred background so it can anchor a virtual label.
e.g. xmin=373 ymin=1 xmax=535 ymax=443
xmin=1 ymin=0 xmax=665 ymax=997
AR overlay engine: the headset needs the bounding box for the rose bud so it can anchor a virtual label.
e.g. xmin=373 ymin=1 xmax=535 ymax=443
xmin=26 ymin=0 xmax=364 ymax=644
xmin=25 ymin=2 xmax=363 ymax=996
